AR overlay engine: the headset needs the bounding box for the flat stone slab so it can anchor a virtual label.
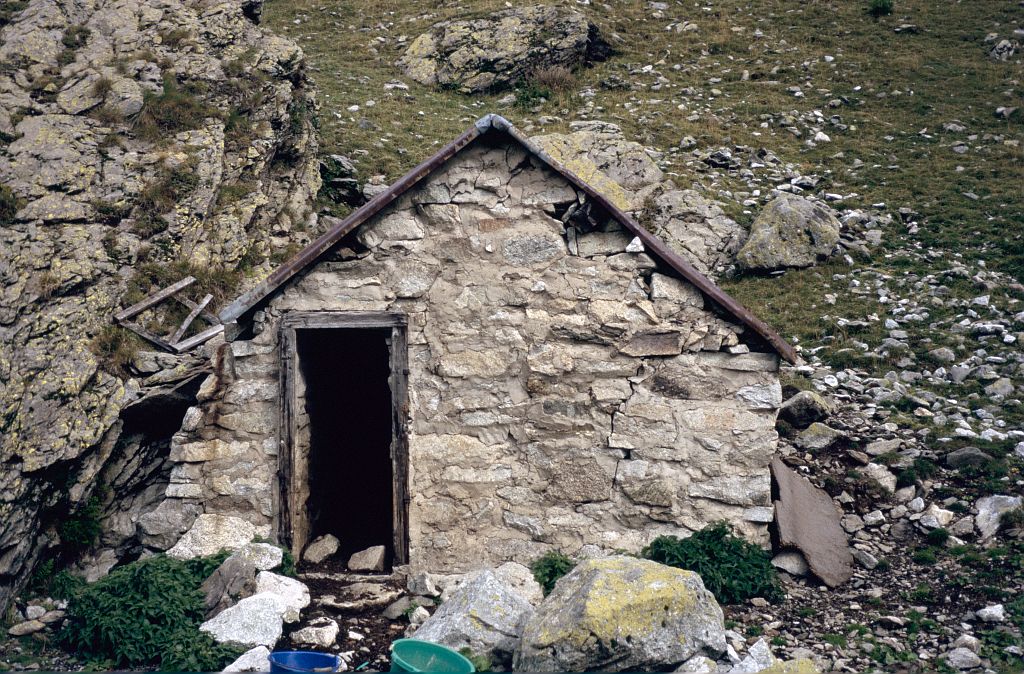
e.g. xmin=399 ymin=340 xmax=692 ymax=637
xmin=771 ymin=458 xmax=853 ymax=588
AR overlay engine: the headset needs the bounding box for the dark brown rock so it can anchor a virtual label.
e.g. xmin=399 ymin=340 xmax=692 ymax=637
xmin=201 ymin=554 xmax=257 ymax=618
xmin=771 ymin=458 xmax=853 ymax=588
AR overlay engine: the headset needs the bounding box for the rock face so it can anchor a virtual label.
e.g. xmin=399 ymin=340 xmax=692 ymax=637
xmin=976 ymin=495 xmax=1023 ymax=540
xmin=413 ymin=570 xmax=534 ymax=670
xmin=397 ymin=5 xmax=608 ymax=93
xmin=0 ymin=0 xmax=320 ymax=612
xmin=771 ymin=459 xmax=853 ymax=588
xmin=737 ymin=195 xmax=841 ymax=271
xmin=166 ymin=514 xmax=259 ymax=560
xmin=514 ymin=557 xmax=726 ymax=671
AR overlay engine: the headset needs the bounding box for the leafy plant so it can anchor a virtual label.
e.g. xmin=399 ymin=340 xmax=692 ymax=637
xmin=911 ymin=547 xmax=938 ymax=565
xmin=514 ymin=82 xmax=551 ymax=110
xmin=59 ymin=494 xmax=104 ymax=550
xmin=60 ymin=552 xmax=241 ymax=670
xmin=868 ymin=0 xmax=893 ymax=17
xmin=530 ymin=551 xmax=575 ymax=596
xmin=641 ymin=522 xmax=783 ymax=604
xmin=925 ymin=528 xmax=950 ymax=547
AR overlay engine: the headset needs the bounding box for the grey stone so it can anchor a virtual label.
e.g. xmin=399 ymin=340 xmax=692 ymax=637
xmin=977 ymin=604 xmax=1005 ymax=622
xmin=946 ymin=446 xmax=993 ymax=469
xmin=7 ymin=620 xmax=46 ymax=636
xmin=737 ymin=194 xmax=842 ymax=271
xmin=863 ymin=463 xmax=897 ymax=493
xmin=234 ymin=542 xmax=284 ymax=571
xmin=945 ymin=647 xmax=981 ymax=669
xmin=771 ymin=551 xmax=810 ymax=576
xmin=493 ymin=561 xmax=545 ymax=606
xmin=414 ymin=570 xmax=534 ymax=670
xmin=514 ymin=557 xmax=725 ymax=672
xmin=771 ymin=459 xmax=853 ymax=588
xmin=348 ymin=545 xmax=387 ymax=572
xmin=793 ymin=423 xmax=844 ymax=451
xmin=303 ymin=534 xmax=340 ymax=564
xmin=852 ymin=549 xmax=879 ymax=570
xmin=254 ymin=571 xmax=310 ymax=615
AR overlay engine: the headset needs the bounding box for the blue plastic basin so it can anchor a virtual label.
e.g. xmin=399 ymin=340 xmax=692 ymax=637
xmin=269 ymin=650 xmax=341 ymax=672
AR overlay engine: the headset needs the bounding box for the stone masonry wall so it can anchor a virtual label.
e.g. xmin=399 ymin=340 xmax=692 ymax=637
xmin=161 ymin=136 xmax=782 ymax=572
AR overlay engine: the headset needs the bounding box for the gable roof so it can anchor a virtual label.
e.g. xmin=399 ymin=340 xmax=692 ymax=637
xmin=220 ymin=114 xmax=798 ymax=364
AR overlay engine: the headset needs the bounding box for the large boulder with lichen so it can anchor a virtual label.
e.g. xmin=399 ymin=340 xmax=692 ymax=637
xmin=532 ymin=121 xmax=744 ymax=278
xmin=0 ymin=0 xmax=320 ymax=614
xmin=396 ymin=5 xmax=609 ymax=93
xmin=736 ymin=194 xmax=841 ymax=271
xmin=513 ymin=557 xmax=725 ymax=671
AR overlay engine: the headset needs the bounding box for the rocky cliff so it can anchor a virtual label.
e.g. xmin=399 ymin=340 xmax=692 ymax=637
xmin=0 ymin=0 xmax=320 ymax=611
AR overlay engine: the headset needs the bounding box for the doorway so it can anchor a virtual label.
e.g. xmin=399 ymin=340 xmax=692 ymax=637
xmin=279 ymin=312 xmax=409 ymax=567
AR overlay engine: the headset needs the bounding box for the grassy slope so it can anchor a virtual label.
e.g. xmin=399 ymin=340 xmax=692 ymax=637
xmin=264 ymin=0 xmax=1022 ymax=353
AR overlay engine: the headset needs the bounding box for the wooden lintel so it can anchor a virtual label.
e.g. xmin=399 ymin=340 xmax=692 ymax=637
xmin=169 ymin=293 xmax=212 ymax=344
xmin=113 ymin=276 xmax=196 ymax=322
xmin=171 ymin=324 xmax=224 ymax=353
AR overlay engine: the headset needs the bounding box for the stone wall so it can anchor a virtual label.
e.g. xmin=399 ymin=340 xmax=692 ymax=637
xmin=164 ymin=136 xmax=781 ymax=571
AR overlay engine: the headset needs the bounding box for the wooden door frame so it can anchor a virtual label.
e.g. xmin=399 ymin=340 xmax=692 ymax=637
xmin=278 ymin=311 xmax=410 ymax=564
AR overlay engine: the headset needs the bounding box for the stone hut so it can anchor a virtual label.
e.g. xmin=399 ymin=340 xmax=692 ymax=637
xmin=160 ymin=115 xmax=797 ymax=572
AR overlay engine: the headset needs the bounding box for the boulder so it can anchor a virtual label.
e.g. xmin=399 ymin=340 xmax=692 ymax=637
xmin=201 ymin=554 xmax=257 ymax=618
xmin=494 ymin=561 xmax=545 ymax=606
xmin=233 ymin=542 xmax=284 ymax=571
xmin=348 ymin=545 xmax=386 ymax=572
xmin=946 ymin=447 xmax=993 ymax=469
xmin=977 ymin=495 xmax=1023 ymax=539
xmin=737 ymin=195 xmax=841 ymax=271
xmin=397 ymin=5 xmax=608 ymax=93
xmin=778 ymin=391 xmax=834 ymax=429
xmin=303 ymin=534 xmax=339 ymax=564
xmin=223 ymin=645 xmax=271 ymax=672
xmin=514 ymin=557 xmax=725 ymax=672
xmin=771 ymin=459 xmax=853 ymax=588
xmin=7 ymin=620 xmax=46 ymax=636
xmin=199 ymin=592 xmax=288 ymax=648
xmin=166 ymin=514 xmax=257 ymax=560
xmin=792 ymin=423 xmax=844 ymax=452
xmin=413 ymin=570 xmax=534 ymax=670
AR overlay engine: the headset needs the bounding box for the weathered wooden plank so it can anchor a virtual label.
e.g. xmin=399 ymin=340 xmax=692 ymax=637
xmin=390 ymin=324 xmax=410 ymax=565
xmin=169 ymin=324 xmax=223 ymax=353
xmin=281 ymin=311 xmax=407 ymax=329
xmin=176 ymin=295 xmax=219 ymax=325
xmin=113 ymin=276 xmax=195 ymax=322
xmin=116 ymin=320 xmax=174 ymax=351
xmin=278 ymin=326 xmax=296 ymax=554
xmin=168 ymin=293 xmax=212 ymax=344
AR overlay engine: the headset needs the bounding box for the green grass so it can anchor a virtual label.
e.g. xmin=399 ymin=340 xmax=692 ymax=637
xmin=263 ymin=0 xmax=1023 ymax=380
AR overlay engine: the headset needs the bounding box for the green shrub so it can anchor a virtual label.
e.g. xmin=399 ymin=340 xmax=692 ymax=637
xmin=925 ymin=528 xmax=950 ymax=547
xmin=60 ymin=553 xmax=241 ymax=670
xmin=458 ymin=647 xmax=492 ymax=673
xmin=514 ymin=82 xmax=551 ymax=110
xmin=530 ymin=551 xmax=575 ymax=596
xmin=132 ymin=162 xmax=201 ymax=237
xmin=912 ymin=547 xmax=938 ymax=565
xmin=89 ymin=325 xmax=143 ymax=376
xmin=1001 ymin=507 xmax=1024 ymax=532
xmin=0 ymin=184 xmax=21 ymax=225
xmin=59 ymin=494 xmax=104 ymax=550
xmin=641 ymin=522 xmax=783 ymax=604
xmin=868 ymin=0 xmax=893 ymax=17
xmin=134 ymin=75 xmax=216 ymax=142
xmin=57 ymin=25 xmax=90 ymax=66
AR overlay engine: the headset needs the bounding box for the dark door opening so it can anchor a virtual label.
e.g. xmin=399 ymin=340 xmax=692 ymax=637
xmin=296 ymin=327 xmax=396 ymax=566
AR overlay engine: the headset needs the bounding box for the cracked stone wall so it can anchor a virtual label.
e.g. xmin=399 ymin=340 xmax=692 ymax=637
xmin=165 ymin=135 xmax=781 ymax=571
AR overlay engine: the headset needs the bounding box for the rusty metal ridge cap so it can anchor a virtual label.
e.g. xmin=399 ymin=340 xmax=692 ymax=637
xmin=219 ymin=122 xmax=485 ymax=325
xmin=495 ymin=117 xmax=799 ymax=364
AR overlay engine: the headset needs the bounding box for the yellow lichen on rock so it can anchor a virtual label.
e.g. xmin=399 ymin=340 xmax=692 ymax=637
xmin=760 ymin=658 xmax=822 ymax=674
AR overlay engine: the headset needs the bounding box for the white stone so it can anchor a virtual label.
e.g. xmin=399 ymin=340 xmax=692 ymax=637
xmin=976 ymin=495 xmax=1023 ymax=540
xmin=223 ymin=646 xmax=272 ymax=672
xmin=234 ymin=542 xmax=284 ymax=571
xmin=945 ymin=647 xmax=981 ymax=669
xmin=199 ymin=593 xmax=287 ymax=648
xmin=863 ymin=463 xmax=897 ymax=493
xmin=292 ymin=619 xmax=339 ymax=647
xmin=493 ymin=561 xmax=544 ymax=606
xmin=771 ymin=551 xmax=809 ymax=576
xmin=167 ymin=514 xmax=257 ymax=560
xmin=920 ymin=504 xmax=955 ymax=529
xmin=348 ymin=545 xmax=386 ymax=572
xmin=255 ymin=571 xmax=310 ymax=615
xmin=976 ymin=604 xmax=1005 ymax=622
xmin=24 ymin=605 xmax=46 ymax=620
xmin=304 ymin=534 xmax=340 ymax=564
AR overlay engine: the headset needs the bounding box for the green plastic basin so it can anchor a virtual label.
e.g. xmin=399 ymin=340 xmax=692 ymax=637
xmin=389 ymin=639 xmax=475 ymax=673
